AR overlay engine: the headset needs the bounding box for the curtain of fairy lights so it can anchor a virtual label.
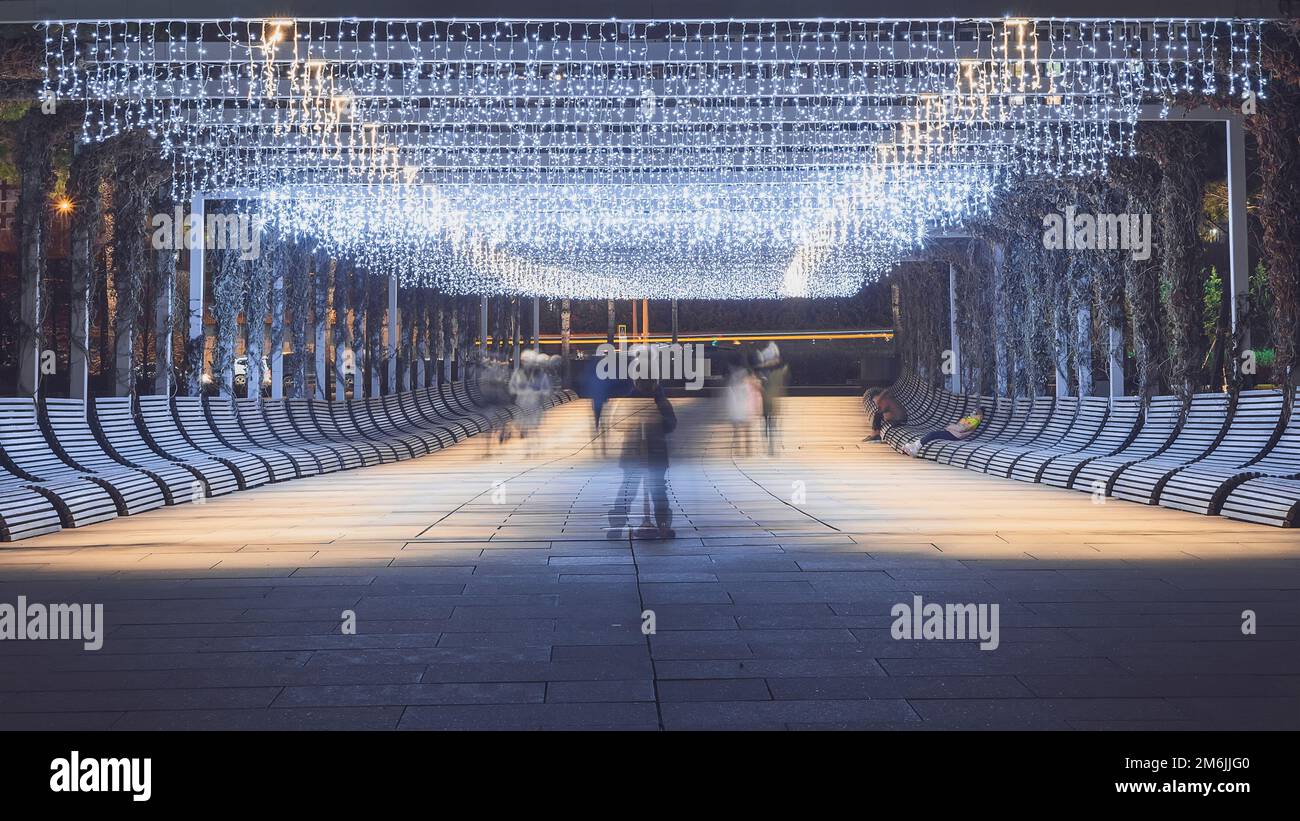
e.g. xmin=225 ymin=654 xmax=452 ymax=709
xmin=41 ymin=18 xmax=1266 ymax=298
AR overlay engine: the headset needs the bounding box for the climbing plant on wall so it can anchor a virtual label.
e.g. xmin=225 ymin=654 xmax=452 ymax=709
xmin=1108 ymin=153 xmax=1166 ymax=400
xmin=925 ymin=238 xmax=994 ymax=395
xmin=107 ymin=131 xmax=168 ymax=395
xmin=1248 ymin=23 xmax=1300 ymax=393
xmin=67 ymin=140 xmax=112 ymax=390
xmin=286 ymin=238 xmax=310 ymax=399
xmin=1141 ymin=123 xmax=1211 ymax=398
xmin=243 ymin=229 xmax=274 ymax=401
xmin=892 ymin=261 xmax=948 ymax=385
xmin=211 ymin=240 xmax=246 ymax=397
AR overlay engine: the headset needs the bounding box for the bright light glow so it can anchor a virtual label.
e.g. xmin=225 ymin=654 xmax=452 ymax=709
xmin=40 ymin=17 xmax=1266 ymax=298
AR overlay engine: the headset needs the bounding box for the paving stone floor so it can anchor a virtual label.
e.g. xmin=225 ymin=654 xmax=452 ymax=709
xmin=1 ymin=395 xmax=1297 ymax=730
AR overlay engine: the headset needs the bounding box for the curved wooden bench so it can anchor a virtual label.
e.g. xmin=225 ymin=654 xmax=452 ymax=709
xmin=0 ymin=399 xmax=120 ymax=528
xmin=426 ymin=385 xmax=486 ymax=435
xmin=339 ymin=400 xmax=407 ymax=461
xmin=966 ymin=397 xmax=1055 ymax=474
xmin=273 ymin=399 xmax=357 ymax=471
xmin=0 ymin=480 xmax=64 ymax=541
xmin=1069 ymin=395 xmax=1183 ymax=494
xmin=946 ymin=397 xmax=1034 ymax=469
xmin=135 ymin=396 xmax=249 ymax=493
xmin=916 ymin=394 xmax=994 ymax=460
xmin=40 ymin=397 xmax=172 ymax=513
xmin=442 ymin=382 xmax=498 ymax=431
xmin=383 ymin=393 xmax=455 ymax=450
xmin=863 ymin=376 xmax=909 ymax=422
xmin=1 ymin=380 xmax=570 ymax=541
xmin=878 ymin=377 xmax=935 ymax=445
xmin=458 ymin=380 xmax=514 ymax=427
xmin=985 ymin=396 xmax=1080 ymax=478
xmin=1159 ymin=389 xmax=1294 ymax=515
xmin=285 ymin=399 xmax=369 ymax=470
xmin=91 ymin=396 xmax=228 ymax=499
xmin=358 ymin=395 xmax=429 ymax=456
xmin=1220 ymin=476 xmax=1300 ymax=527
xmin=887 ymin=387 xmax=969 ymax=450
xmin=234 ymin=398 xmax=336 ymax=476
xmin=926 ymin=396 xmax=1011 ymax=464
xmin=302 ymin=400 xmax=386 ymax=466
xmin=414 ymin=387 xmax=475 ymax=440
xmin=1008 ymin=396 xmax=1110 ymax=483
xmin=170 ymin=396 xmax=275 ymax=488
xmin=382 ymin=393 xmax=447 ymax=450
xmin=1109 ymin=392 xmax=1234 ymax=504
xmin=1039 ymin=397 xmax=1143 ymax=489
xmin=467 ymin=378 xmax=518 ymax=422
xmin=203 ymin=397 xmax=304 ymax=481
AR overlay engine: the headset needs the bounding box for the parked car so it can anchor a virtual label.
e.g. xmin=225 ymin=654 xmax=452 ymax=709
xmin=233 ymin=355 xmax=272 ymax=396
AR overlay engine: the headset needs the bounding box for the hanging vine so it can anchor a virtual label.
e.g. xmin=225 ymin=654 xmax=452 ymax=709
xmin=1110 ymin=152 xmax=1167 ymax=400
xmin=1141 ymin=123 xmax=1211 ymax=398
xmin=211 ymin=241 xmax=246 ymax=397
xmin=366 ymin=274 xmax=384 ymax=395
xmin=312 ymin=252 xmax=334 ymax=399
xmin=108 ymin=131 xmax=168 ymax=395
xmin=286 ymin=239 xmax=310 ymax=399
xmin=892 ymin=261 xmax=948 ymax=385
xmin=243 ymin=231 xmax=274 ymax=400
xmin=332 ymin=259 xmax=353 ymax=397
xmin=67 ymin=140 xmax=113 ymax=390
xmin=150 ymin=178 xmax=181 ymax=395
xmin=1248 ymin=23 xmax=1300 ymax=394
xmin=925 ymin=238 xmax=993 ymax=394
xmin=1092 ymin=179 xmax=1130 ymax=394
xmin=14 ymin=107 xmax=59 ymax=392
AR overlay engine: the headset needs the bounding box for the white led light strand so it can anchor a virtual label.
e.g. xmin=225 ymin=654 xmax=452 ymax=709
xmin=41 ymin=17 xmax=1266 ymax=298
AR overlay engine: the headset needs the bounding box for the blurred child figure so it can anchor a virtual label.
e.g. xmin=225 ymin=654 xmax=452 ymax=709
xmin=508 ymin=351 xmax=552 ymax=457
xmin=726 ymin=365 xmax=763 ymax=457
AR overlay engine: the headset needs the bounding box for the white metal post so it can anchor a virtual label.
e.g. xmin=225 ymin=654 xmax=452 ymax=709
xmin=947 ymin=262 xmax=962 ymax=393
xmin=186 ymin=194 xmax=207 ymax=396
xmin=533 ymin=296 xmax=541 ymax=351
xmin=386 ymin=274 xmax=398 ymax=394
xmin=269 ymin=269 xmax=284 ymax=399
xmin=1226 ymin=114 xmax=1250 ymax=353
xmin=1108 ymin=326 xmax=1125 ymax=398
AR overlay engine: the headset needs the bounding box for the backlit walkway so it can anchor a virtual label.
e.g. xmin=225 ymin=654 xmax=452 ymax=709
xmin=1 ymin=397 xmax=1297 ymax=730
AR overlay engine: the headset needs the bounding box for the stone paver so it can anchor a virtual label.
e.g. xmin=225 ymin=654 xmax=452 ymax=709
xmin=0 ymin=395 xmax=1297 ymax=730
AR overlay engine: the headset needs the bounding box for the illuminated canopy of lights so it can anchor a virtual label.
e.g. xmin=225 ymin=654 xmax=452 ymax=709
xmin=42 ymin=18 xmax=1266 ymax=298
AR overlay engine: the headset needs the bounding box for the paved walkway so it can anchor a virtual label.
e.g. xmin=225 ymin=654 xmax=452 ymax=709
xmin=1 ymin=396 xmax=1298 ymax=729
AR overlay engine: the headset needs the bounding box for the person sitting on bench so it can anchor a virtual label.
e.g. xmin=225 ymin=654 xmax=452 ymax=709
xmin=902 ymin=410 xmax=983 ymax=457
xmin=865 ymin=388 xmax=908 ymax=441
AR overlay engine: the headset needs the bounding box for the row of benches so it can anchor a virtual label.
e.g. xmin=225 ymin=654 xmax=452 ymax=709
xmin=0 ymin=381 xmax=577 ymax=542
xmin=865 ymin=375 xmax=1300 ymax=528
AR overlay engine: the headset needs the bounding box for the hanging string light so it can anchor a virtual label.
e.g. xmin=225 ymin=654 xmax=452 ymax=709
xmin=41 ymin=17 xmax=1266 ymax=298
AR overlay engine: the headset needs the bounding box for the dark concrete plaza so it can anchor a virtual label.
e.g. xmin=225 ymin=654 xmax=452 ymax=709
xmin=2 ymin=396 xmax=1295 ymax=730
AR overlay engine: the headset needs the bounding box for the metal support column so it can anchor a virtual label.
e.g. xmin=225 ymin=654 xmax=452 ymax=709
xmin=1226 ymin=113 xmax=1250 ymax=353
xmin=947 ymin=262 xmax=962 ymax=393
xmin=386 ymin=274 xmax=398 ymax=393
xmin=185 ymin=194 xmax=207 ymax=396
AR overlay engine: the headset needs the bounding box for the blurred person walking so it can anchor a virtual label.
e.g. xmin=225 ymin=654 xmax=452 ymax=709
xmin=607 ymin=379 xmax=677 ymax=539
xmin=725 ymin=363 xmax=762 ymax=457
xmin=584 ymin=355 xmax=629 ymax=456
xmin=755 ymin=342 xmax=789 ymax=455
